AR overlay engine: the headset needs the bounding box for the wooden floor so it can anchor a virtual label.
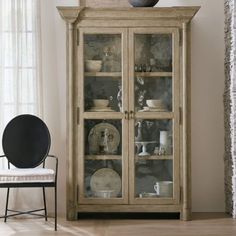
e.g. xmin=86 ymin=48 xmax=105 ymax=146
xmin=0 ymin=213 xmax=236 ymax=236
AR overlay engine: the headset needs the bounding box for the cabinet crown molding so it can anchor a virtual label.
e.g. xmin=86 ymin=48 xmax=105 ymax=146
xmin=57 ymin=6 xmax=200 ymax=23
xmin=57 ymin=6 xmax=85 ymax=24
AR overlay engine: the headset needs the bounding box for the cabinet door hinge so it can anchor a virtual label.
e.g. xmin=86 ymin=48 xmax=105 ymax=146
xmin=77 ymin=107 xmax=80 ymax=125
xmin=179 ymin=107 xmax=182 ymax=125
xmin=76 ymin=29 xmax=79 ymax=46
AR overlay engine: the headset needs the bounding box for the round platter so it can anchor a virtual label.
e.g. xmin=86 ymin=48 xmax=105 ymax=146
xmin=90 ymin=168 xmax=122 ymax=197
xmin=88 ymin=123 xmax=120 ymax=154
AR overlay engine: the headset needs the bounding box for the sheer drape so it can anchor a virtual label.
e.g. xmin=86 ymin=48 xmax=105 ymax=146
xmin=0 ymin=0 xmax=42 ymax=212
xmin=0 ymin=0 xmax=42 ymax=164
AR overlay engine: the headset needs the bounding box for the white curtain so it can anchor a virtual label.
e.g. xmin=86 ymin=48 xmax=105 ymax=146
xmin=0 ymin=0 xmax=42 ymax=163
xmin=0 ymin=0 xmax=42 ymax=211
xmin=224 ymin=0 xmax=236 ymax=218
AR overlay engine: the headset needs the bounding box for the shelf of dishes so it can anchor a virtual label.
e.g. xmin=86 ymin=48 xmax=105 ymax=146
xmin=84 ymin=72 xmax=172 ymax=78
xmin=85 ymin=72 xmax=122 ymax=77
xmin=135 ymin=155 xmax=173 ymax=160
xmin=84 ymin=155 xmax=172 ymax=161
xmin=135 ymin=72 xmax=172 ymax=77
xmin=85 ymin=155 xmax=122 ymax=160
xmin=83 ymin=99 xmax=172 ymax=113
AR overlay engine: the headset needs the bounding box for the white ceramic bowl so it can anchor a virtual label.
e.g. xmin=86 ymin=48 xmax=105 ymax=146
xmin=93 ymin=99 xmax=109 ymax=108
xmin=85 ymin=60 xmax=102 ymax=72
xmin=146 ymin=99 xmax=163 ymax=108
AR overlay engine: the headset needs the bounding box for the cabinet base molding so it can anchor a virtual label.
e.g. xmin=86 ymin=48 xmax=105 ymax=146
xmin=77 ymin=204 xmax=181 ymax=213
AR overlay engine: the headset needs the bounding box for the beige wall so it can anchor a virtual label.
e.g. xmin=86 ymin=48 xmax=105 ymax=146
xmin=39 ymin=0 xmax=225 ymax=216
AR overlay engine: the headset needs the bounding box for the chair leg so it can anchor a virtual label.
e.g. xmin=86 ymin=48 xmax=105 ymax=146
xmin=55 ymin=185 xmax=57 ymax=231
xmin=4 ymin=188 xmax=10 ymax=223
xmin=42 ymin=187 xmax=48 ymax=221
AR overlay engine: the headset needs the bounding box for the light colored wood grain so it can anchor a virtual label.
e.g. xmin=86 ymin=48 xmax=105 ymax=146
xmin=135 ymin=111 xmax=175 ymax=119
xmin=128 ymin=28 xmax=135 ymax=205
xmin=122 ymin=28 xmax=129 ymax=205
xmin=79 ymin=0 xmax=130 ymax=7
xmin=135 ymin=155 xmax=173 ymax=160
xmin=135 ymin=72 xmax=173 ymax=77
xmin=57 ymin=8 xmax=82 ymax=220
xmin=85 ymin=155 xmax=122 ymax=160
xmin=57 ymin=6 xmax=199 ymax=219
xmin=78 ymin=7 xmax=200 ymax=22
xmin=85 ymin=72 xmax=121 ymax=77
xmin=78 ymin=204 xmax=181 ymax=212
xmin=181 ymin=22 xmax=191 ymax=221
xmin=172 ymin=28 xmax=181 ymax=206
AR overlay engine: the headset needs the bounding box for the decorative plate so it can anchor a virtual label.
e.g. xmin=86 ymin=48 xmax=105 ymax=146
xmin=88 ymin=123 xmax=120 ymax=154
xmin=90 ymin=168 xmax=122 ymax=197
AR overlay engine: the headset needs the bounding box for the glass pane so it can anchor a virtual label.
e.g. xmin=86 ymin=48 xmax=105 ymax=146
xmin=135 ymin=119 xmax=172 ymax=156
xmin=84 ymin=34 xmax=122 ymax=112
xmin=84 ymin=119 xmax=122 ymax=199
xmin=135 ymin=76 xmax=172 ymax=112
xmin=85 ymin=119 xmax=122 ymax=155
xmin=136 ymin=160 xmax=173 ymax=198
xmin=84 ymin=76 xmax=121 ymax=112
xmin=134 ymin=34 xmax=172 ymax=72
xmin=134 ymin=119 xmax=173 ymax=199
xmin=84 ymin=34 xmax=121 ymax=72
xmin=84 ymin=160 xmax=122 ymax=198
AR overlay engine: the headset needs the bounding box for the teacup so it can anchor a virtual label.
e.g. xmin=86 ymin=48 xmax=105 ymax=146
xmin=154 ymin=181 xmax=173 ymax=197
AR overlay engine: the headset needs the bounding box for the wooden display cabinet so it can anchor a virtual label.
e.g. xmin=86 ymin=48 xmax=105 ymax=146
xmin=57 ymin=6 xmax=200 ymax=220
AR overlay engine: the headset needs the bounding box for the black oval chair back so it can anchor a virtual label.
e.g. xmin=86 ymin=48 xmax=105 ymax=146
xmin=2 ymin=114 xmax=51 ymax=168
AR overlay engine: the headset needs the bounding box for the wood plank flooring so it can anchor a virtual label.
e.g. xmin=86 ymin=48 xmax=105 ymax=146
xmin=0 ymin=213 xmax=236 ymax=236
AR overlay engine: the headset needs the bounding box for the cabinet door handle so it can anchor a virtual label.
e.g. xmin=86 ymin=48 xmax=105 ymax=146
xmin=130 ymin=111 xmax=135 ymax=119
xmin=124 ymin=111 xmax=128 ymax=119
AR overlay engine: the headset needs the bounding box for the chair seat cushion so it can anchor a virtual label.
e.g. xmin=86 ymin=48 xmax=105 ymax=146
xmin=0 ymin=168 xmax=55 ymax=183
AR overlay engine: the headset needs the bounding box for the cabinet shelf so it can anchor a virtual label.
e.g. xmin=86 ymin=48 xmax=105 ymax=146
xmin=85 ymin=155 xmax=122 ymax=160
xmin=85 ymin=72 xmax=121 ymax=77
xmin=135 ymin=72 xmax=172 ymax=77
xmin=135 ymin=155 xmax=173 ymax=160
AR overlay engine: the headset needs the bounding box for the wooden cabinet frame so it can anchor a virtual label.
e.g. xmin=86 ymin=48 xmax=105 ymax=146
xmin=57 ymin=6 xmax=200 ymax=221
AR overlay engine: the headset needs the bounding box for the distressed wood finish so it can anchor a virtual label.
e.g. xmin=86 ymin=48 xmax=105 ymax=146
xmin=79 ymin=0 xmax=130 ymax=7
xmin=57 ymin=6 xmax=199 ymax=220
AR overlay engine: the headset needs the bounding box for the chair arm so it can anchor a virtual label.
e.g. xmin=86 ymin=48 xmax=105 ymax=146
xmin=44 ymin=155 xmax=58 ymax=184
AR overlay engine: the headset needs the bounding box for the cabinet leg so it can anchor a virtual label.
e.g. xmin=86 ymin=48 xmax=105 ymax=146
xmin=180 ymin=208 xmax=192 ymax=221
xmin=67 ymin=200 xmax=78 ymax=220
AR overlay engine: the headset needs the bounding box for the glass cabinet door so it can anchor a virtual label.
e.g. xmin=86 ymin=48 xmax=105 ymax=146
xmin=77 ymin=28 xmax=128 ymax=204
xmin=129 ymin=28 xmax=180 ymax=204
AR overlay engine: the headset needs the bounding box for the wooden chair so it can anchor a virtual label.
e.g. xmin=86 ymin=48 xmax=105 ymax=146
xmin=0 ymin=114 xmax=58 ymax=231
